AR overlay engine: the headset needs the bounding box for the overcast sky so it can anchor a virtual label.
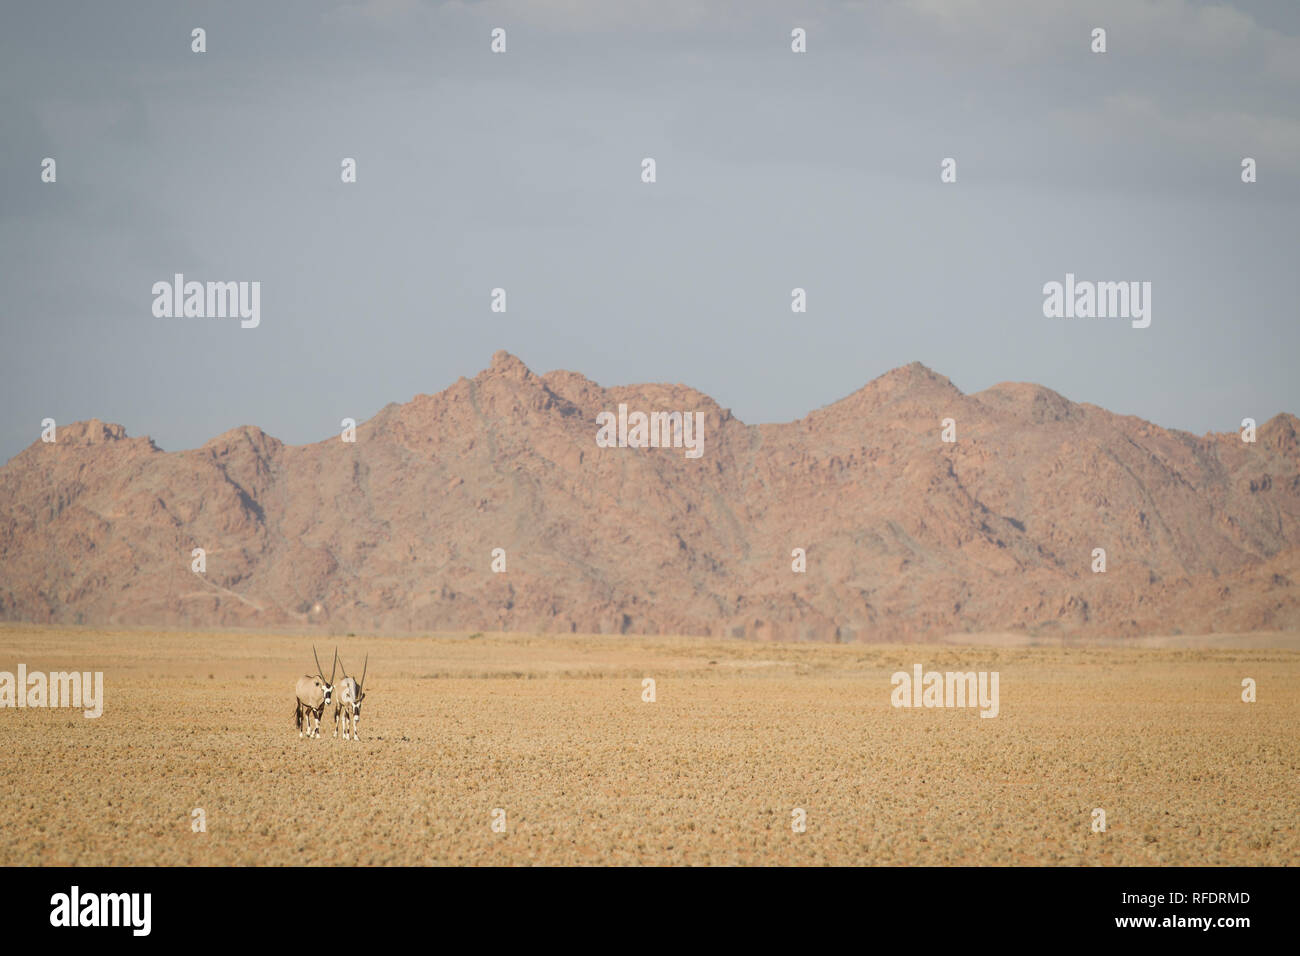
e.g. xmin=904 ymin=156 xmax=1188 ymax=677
xmin=2 ymin=0 xmax=1297 ymax=463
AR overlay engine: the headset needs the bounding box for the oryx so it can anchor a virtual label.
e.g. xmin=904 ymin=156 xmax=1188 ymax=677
xmin=294 ymin=647 xmax=336 ymax=739
xmin=332 ymin=654 xmax=367 ymax=740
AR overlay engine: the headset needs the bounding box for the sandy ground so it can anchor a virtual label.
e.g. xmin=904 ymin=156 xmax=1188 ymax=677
xmin=0 ymin=625 xmax=1295 ymax=865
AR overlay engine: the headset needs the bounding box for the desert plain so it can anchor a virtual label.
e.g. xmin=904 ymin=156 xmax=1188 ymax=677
xmin=0 ymin=624 xmax=1296 ymax=866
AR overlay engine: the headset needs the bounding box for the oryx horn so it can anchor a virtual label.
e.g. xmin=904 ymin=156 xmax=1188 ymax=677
xmin=359 ymin=654 xmax=367 ymax=693
xmin=313 ymin=645 xmax=327 ymax=683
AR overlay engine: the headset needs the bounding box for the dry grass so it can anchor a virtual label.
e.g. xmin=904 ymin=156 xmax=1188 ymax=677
xmin=0 ymin=625 xmax=1296 ymax=865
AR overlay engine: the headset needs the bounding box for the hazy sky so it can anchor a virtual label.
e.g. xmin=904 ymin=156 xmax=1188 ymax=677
xmin=2 ymin=0 xmax=1297 ymax=463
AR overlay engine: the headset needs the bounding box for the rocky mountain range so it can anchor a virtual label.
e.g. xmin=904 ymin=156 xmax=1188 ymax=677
xmin=2 ymin=351 xmax=1297 ymax=640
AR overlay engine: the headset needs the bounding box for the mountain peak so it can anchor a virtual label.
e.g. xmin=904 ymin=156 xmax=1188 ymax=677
xmin=877 ymin=361 xmax=958 ymax=389
xmin=812 ymin=361 xmax=962 ymax=420
xmin=483 ymin=350 xmax=534 ymax=382
xmin=200 ymin=425 xmax=282 ymax=458
xmin=974 ymin=381 xmax=1082 ymax=424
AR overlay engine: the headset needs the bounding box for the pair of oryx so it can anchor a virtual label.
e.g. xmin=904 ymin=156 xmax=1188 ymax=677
xmin=294 ymin=646 xmax=367 ymax=740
